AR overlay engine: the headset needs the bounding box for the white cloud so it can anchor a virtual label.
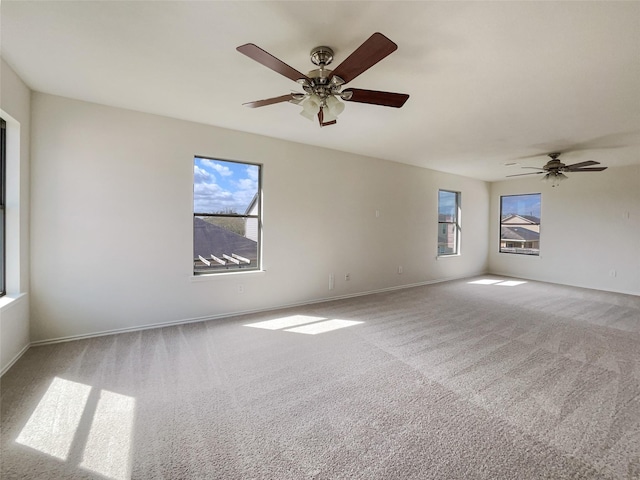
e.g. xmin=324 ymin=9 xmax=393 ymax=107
xmin=201 ymin=159 xmax=233 ymax=176
xmin=194 ymin=160 xmax=259 ymax=214
xmin=194 ymin=183 xmax=235 ymax=213
xmin=236 ymin=178 xmax=256 ymax=191
xmin=194 ymin=165 xmax=213 ymax=184
xmin=231 ymin=176 xmax=258 ymax=211
xmin=246 ymin=165 xmax=259 ymax=181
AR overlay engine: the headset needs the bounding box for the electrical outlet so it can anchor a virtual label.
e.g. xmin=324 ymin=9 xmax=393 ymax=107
xmin=238 ymin=284 xmax=244 ymax=294
xmin=345 ymin=273 xmax=350 ymax=281
xmin=609 ymin=269 xmax=617 ymax=278
xmin=398 ymin=266 xmax=403 ymax=274
xmin=329 ymin=273 xmax=335 ymax=290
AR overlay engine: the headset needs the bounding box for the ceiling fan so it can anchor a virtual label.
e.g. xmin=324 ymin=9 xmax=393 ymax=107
xmin=236 ymin=33 xmax=409 ymax=127
xmin=507 ymin=152 xmax=607 ymax=187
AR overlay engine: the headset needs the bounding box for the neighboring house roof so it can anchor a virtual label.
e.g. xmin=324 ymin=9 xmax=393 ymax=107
xmin=502 ymin=214 xmax=540 ymax=224
xmin=500 ymin=226 xmax=540 ymax=242
xmin=194 ymin=217 xmax=257 ymax=260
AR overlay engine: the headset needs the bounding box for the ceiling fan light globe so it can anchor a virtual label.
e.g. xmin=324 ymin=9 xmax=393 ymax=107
xmin=300 ymin=110 xmax=316 ymax=121
xmin=322 ymin=107 xmax=338 ymax=123
xmin=326 ymin=95 xmax=345 ymax=116
xmin=309 ymin=94 xmax=322 ymax=109
xmin=543 ymin=171 xmax=567 ymax=187
xmin=301 ymin=95 xmax=321 ymax=119
xmin=300 ymin=95 xmax=321 ymax=121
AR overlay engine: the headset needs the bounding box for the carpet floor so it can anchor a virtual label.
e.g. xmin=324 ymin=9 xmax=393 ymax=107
xmin=2 ymin=275 xmax=640 ymax=479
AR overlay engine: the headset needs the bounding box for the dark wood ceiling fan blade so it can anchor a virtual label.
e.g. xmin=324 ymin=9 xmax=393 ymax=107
xmin=330 ymin=33 xmax=397 ymax=84
xmin=318 ymin=110 xmax=337 ymax=127
xmin=564 ymin=167 xmax=608 ymax=172
xmin=237 ymin=43 xmax=310 ymax=83
xmin=342 ymin=88 xmax=409 ymax=108
xmin=563 ymin=160 xmax=600 ymax=169
xmin=506 ymin=172 xmax=544 ymax=177
xmin=242 ymin=94 xmax=295 ymax=108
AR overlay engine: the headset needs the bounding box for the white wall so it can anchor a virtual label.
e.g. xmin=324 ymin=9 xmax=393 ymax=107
xmin=0 ymin=58 xmax=31 ymax=373
xmin=489 ymin=165 xmax=640 ymax=295
xmin=30 ymin=93 xmax=489 ymax=343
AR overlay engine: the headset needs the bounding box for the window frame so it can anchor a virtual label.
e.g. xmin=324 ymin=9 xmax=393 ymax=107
xmin=499 ymin=193 xmax=541 ymax=256
xmin=193 ymin=156 xmax=262 ymax=275
xmin=437 ymin=189 xmax=461 ymax=256
xmin=0 ymin=118 xmax=6 ymax=296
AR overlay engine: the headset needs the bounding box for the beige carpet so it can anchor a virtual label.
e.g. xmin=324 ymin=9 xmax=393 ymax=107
xmin=2 ymin=276 xmax=639 ymax=479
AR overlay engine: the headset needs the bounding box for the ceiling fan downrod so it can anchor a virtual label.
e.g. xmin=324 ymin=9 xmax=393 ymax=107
xmin=297 ymin=46 xmax=350 ymax=102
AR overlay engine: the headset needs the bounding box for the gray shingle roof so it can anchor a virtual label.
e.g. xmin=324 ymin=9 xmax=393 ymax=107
xmin=500 ymin=226 xmax=540 ymax=242
xmin=520 ymin=214 xmax=540 ymax=223
xmin=194 ymin=217 xmax=257 ymax=262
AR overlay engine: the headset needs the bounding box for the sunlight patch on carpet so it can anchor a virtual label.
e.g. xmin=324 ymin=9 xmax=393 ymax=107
xmin=15 ymin=376 xmax=136 ymax=480
xmin=469 ymin=279 xmax=503 ymax=285
xmin=496 ymin=280 xmax=527 ymax=286
xmin=245 ymin=315 xmax=364 ymax=335
xmin=468 ymin=278 xmax=527 ymax=287
xmin=285 ymin=319 xmax=364 ymax=335
xmin=16 ymin=377 xmax=91 ymax=460
xmin=80 ymin=390 xmax=135 ymax=480
xmin=244 ymin=315 xmax=327 ymax=330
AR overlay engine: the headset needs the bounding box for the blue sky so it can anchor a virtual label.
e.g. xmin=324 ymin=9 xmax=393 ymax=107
xmin=438 ymin=191 xmax=458 ymax=217
xmin=501 ymin=194 xmax=541 ymax=218
xmin=193 ymin=157 xmax=259 ymax=214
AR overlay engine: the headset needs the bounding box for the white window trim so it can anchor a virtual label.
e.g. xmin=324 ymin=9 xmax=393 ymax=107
xmin=437 ymin=189 xmax=461 ymax=257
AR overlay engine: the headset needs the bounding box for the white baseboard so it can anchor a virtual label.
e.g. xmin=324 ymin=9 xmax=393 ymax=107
xmin=29 ymin=272 xmax=486 ymax=348
xmin=487 ymin=270 xmax=640 ymax=297
xmin=1 ymin=343 xmax=30 ymax=377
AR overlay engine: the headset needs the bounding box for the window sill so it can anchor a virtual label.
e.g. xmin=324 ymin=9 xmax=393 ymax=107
xmin=190 ymin=269 xmax=267 ymax=282
xmin=0 ymin=292 xmax=27 ymax=312
xmin=498 ymin=252 xmax=540 ymax=258
xmin=437 ymin=254 xmax=461 ymax=260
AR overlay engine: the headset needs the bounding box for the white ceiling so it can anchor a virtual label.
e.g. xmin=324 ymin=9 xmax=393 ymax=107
xmin=2 ymin=1 xmax=639 ymax=182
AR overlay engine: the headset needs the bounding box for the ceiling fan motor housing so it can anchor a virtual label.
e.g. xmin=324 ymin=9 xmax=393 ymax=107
xmin=544 ymin=160 xmax=565 ymax=172
xmin=545 ymin=153 xmax=565 ymax=172
xmin=297 ymin=46 xmax=349 ymax=103
xmin=310 ymin=46 xmax=334 ymax=67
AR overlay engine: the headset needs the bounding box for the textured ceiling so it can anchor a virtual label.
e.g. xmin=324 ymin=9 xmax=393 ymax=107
xmin=2 ymin=1 xmax=639 ymax=181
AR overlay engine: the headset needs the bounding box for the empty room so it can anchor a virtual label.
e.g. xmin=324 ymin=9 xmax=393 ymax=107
xmin=1 ymin=1 xmax=639 ymax=479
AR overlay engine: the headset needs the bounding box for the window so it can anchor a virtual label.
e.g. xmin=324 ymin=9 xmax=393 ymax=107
xmin=500 ymin=193 xmax=541 ymax=255
xmin=0 ymin=118 xmax=5 ymax=296
xmin=438 ymin=190 xmax=460 ymax=255
xmin=193 ymin=156 xmax=261 ymax=274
